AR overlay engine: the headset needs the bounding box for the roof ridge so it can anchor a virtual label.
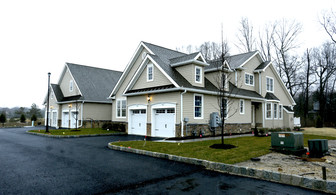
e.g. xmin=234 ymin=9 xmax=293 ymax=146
xmin=142 ymin=41 xmax=187 ymax=55
xmin=66 ymin=62 xmax=122 ymax=73
xmin=228 ymin=50 xmax=258 ymax=58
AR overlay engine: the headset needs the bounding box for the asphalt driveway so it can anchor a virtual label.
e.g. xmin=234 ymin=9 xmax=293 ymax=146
xmin=0 ymin=127 xmax=324 ymax=194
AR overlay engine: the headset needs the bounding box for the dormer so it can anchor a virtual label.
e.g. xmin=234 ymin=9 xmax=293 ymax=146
xmin=170 ymin=52 xmax=209 ymax=87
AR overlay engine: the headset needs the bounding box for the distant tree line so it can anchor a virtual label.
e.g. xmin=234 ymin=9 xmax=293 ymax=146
xmin=177 ymin=10 xmax=336 ymax=128
xmin=0 ymin=103 xmax=44 ymax=124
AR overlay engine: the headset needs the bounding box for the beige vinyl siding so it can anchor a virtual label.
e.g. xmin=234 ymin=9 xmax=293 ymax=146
xmin=175 ymin=64 xmax=204 ymax=87
xmin=227 ymin=98 xmax=251 ymax=124
xmin=238 ymin=56 xmax=262 ymax=91
xmin=263 ymin=65 xmax=292 ymax=106
xmin=83 ymin=103 xmax=112 ymax=121
xmin=60 ymin=69 xmax=80 ymax=97
xmin=132 ymin=63 xmax=172 ymax=90
xmin=112 ymin=48 xmax=149 ymax=122
xmin=205 ymin=72 xmax=219 ymax=88
xmin=127 ymin=92 xmax=180 ymax=123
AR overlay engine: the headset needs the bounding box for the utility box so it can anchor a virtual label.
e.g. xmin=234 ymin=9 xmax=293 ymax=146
xmin=210 ymin=112 xmax=221 ymax=128
xmin=308 ymin=139 xmax=328 ymax=158
xmin=271 ymin=132 xmax=306 ymax=154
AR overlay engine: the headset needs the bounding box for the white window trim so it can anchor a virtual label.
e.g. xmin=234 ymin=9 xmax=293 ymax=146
xmin=245 ymin=72 xmax=254 ymax=86
xmin=147 ymin=64 xmax=153 ymax=82
xmin=273 ymin=103 xmax=278 ymax=119
xmin=116 ymin=99 xmax=126 ymax=118
xmin=265 ymin=102 xmax=272 ymax=120
xmin=194 ymin=94 xmax=203 ymax=119
xmin=195 ymin=66 xmax=202 ymax=84
xmin=69 ymin=80 xmax=73 ymax=92
xmin=266 ymin=76 xmax=274 ymax=93
xmin=239 ymin=99 xmax=245 ymax=114
xmin=279 ymin=104 xmax=283 ymax=120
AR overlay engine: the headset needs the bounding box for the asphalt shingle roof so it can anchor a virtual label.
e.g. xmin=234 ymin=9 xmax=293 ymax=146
xmin=170 ymin=52 xmax=200 ymax=65
xmin=255 ymin=61 xmax=271 ymax=71
xmin=229 ymin=82 xmax=264 ymax=99
xmin=66 ymin=63 xmax=122 ymax=102
xmin=265 ymin=92 xmax=280 ymax=101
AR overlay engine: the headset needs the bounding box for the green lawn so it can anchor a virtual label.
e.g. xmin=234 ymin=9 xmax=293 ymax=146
xmin=111 ymin=134 xmax=336 ymax=164
xmin=29 ymin=128 xmax=122 ymax=135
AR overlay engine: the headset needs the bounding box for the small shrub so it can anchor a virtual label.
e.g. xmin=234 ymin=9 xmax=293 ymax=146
xmin=20 ymin=114 xmax=26 ymax=123
xmin=102 ymin=122 xmax=113 ymax=130
xmin=258 ymin=129 xmax=265 ymax=135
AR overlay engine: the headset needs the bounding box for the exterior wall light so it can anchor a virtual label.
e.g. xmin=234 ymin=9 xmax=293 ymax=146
xmin=147 ymin=95 xmax=152 ymax=103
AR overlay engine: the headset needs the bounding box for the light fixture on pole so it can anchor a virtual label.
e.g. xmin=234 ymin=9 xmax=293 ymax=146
xmin=46 ymin=72 xmax=51 ymax=133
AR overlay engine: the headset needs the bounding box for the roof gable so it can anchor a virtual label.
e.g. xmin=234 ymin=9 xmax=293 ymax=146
xmin=66 ymin=63 xmax=122 ymax=102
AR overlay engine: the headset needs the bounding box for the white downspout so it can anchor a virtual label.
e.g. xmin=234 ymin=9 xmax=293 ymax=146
xmin=81 ymin=101 xmax=84 ymax=127
xmin=180 ymin=89 xmax=187 ymax=137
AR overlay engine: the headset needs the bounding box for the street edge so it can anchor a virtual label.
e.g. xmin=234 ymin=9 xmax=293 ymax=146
xmin=108 ymin=143 xmax=336 ymax=194
xmin=26 ymin=131 xmax=126 ymax=138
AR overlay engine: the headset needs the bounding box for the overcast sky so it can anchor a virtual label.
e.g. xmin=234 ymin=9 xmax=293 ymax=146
xmin=0 ymin=0 xmax=335 ymax=108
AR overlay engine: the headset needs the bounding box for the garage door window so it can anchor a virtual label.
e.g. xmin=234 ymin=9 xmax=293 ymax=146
xmin=167 ymin=108 xmax=175 ymax=113
xmin=133 ymin=109 xmax=146 ymax=114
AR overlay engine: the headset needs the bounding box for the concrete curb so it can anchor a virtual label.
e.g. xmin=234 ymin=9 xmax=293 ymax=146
xmin=26 ymin=131 xmax=126 ymax=138
xmin=108 ymin=143 xmax=336 ymax=194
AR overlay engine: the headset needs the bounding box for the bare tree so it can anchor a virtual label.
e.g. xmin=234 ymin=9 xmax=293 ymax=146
xmin=236 ymin=17 xmax=256 ymax=52
xmin=258 ymin=22 xmax=276 ymax=61
xmin=320 ymin=10 xmax=336 ymax=44
xmin=312 ymin=42 xmax=336 ymax=125
xmin=272 ymin=19 xmax=303 ymax=97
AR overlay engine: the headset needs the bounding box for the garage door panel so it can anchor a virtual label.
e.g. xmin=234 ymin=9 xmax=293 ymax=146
xmin=153 ymin=108 xmax=175 ymax=137
xmin=129 ymin=109 xmax=146 ymax=136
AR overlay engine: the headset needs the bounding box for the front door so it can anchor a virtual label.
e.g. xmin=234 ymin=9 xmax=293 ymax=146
xmin=62 ymin=112 xmax=69 ymax=128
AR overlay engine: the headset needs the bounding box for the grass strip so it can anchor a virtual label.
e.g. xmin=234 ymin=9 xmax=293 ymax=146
xmin=111 ymin=134 xmax=335 ymax=164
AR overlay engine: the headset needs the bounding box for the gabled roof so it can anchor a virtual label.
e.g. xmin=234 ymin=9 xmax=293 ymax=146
xmin=51 ymin=84 xmax=64 ymax=102
xmin=226 ymin=51 xmax=259 ymax=69
xmin=66 ymin=63 xmax=122 ymax=102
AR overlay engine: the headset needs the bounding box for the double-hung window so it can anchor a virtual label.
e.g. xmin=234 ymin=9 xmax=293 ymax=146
xmin=274 ymin=103 xmax=278 ymax=119
xmin=194 ymin=94 xmax=203 ymax=118
xmin=147 ymin=64 xmax=153 ymax=82
xmin=266 ymin=103 xmax=272 ymax=119
xmin=279 ymin=104 xmax=283 ymax=119
xmin=266 ymin=77 xmax=274 ymax=92
xmin=239 ymin=99 xmax=244 ymax=114
xmin=245 ymin=73 xmax=254 ymax=86
xmin=195 ymin=66 xmax=202 ymax=83
xmin=116 ymin=100 xmax=126 ymax=118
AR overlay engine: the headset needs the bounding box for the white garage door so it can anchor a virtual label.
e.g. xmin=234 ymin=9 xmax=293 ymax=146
xmin=62 ymin=112 xmax=69 ymax=128
xmin=129 ymin=109 xmax=147 ymax=136
xmin=153 ymin=108 xmax=175 ymax=137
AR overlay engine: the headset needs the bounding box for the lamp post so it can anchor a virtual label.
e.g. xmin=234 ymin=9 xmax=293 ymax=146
xmin=46 ymin=72 xmax=51 ymax=133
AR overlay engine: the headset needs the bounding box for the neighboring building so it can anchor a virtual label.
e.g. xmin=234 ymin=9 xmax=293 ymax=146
xmin=109 ymin=42 xmax=296 ymax=137
xmin=44 ymin=63 xmax=122 ymax=129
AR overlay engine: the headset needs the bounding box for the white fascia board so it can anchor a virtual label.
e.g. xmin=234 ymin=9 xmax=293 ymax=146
xmin=122 ymin=58 xmax=150 ymax=95
xmin=195 ymin=52 xmax=207 ymax=64
xmin=171 ymin=60 xmax=209 ymax=67
xmin=284 ymin=107 xmax=294 ymax=114
xmin=109 ymin=42 xmax=155 ymax=98
xmin=253 ymin=61 xmax=271 ymax=73
xmin=66 ymin=64 xmax=83 ymax=96
xmin=57 ymin=63 xmax=68 ymax=85
xmin=122 ymin=55 xmax=180 ymax=95
xmin=269 ymin=63 xmax=296 ymax=105
xmin=240 ymin=51 xmax=261 ymax=68
xmin=148 ymin=55 xmax=180 ymax=87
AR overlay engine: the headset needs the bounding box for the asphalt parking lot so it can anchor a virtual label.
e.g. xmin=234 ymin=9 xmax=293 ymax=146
xmin=0 ymin=127 xmax=324 ymax=194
